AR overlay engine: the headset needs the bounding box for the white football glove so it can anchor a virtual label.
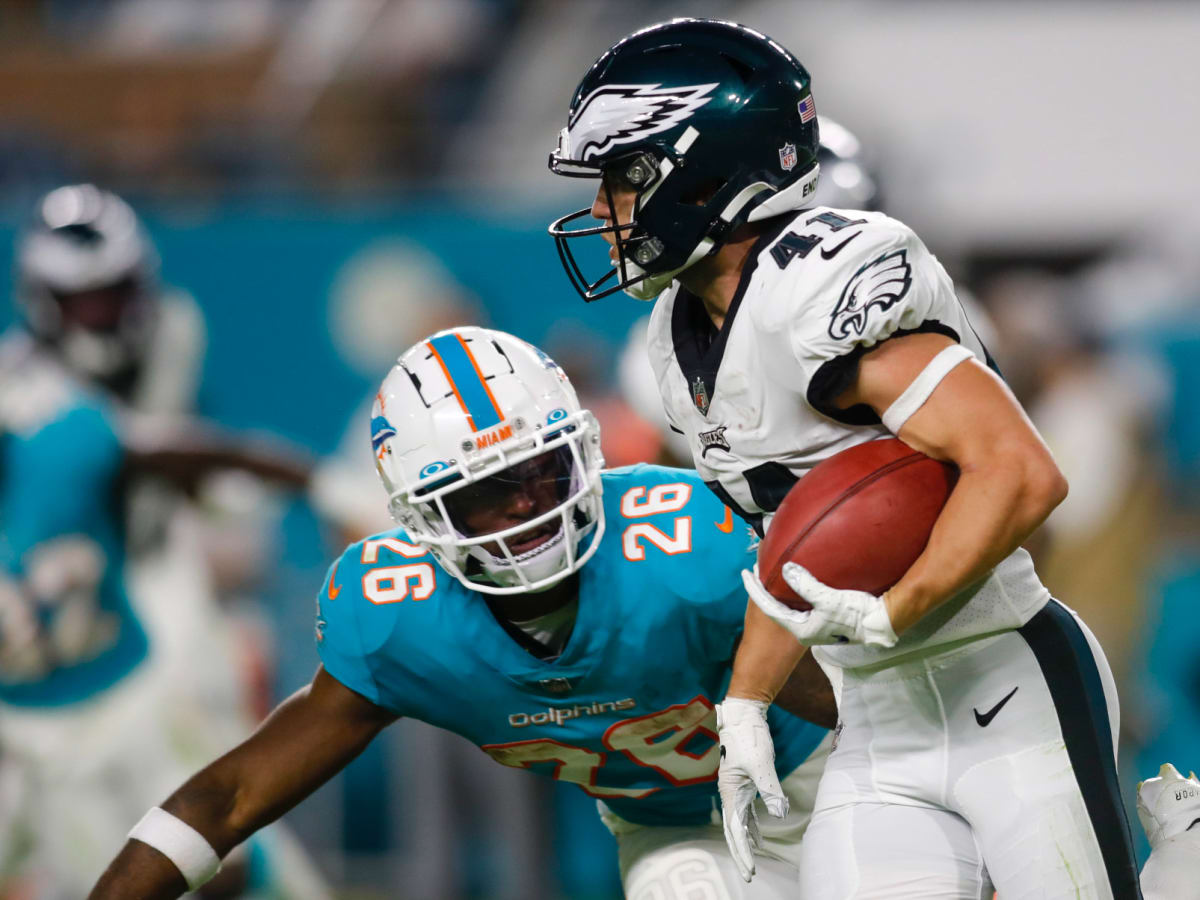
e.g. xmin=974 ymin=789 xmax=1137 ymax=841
xmin=716 ymin=697 xmax=788 ymax=883
xmin=742 ymin=563 xmax=898 ymax=648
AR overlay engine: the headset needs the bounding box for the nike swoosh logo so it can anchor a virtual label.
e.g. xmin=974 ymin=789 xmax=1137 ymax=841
xmin=328 ymin=561 xmax=342 ymax=600
xmin=716 ymin=506 xmax=734 ymax=533
xmin=973 ymin=686 xmax=1018 ymax=727
xmin=820 ymin=232 xmax=862 ymax=260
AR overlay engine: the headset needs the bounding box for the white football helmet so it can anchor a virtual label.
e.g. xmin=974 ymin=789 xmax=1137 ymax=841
xmin=15 ymin=184 xmax=159 ymax=385
xmin=373 ymin=327 xmax=605 ymax=595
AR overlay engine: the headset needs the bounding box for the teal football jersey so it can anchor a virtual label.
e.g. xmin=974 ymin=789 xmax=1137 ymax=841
xmin=0 ymin=367 xmax=148 ymax=706
xmin=316 ymin=464 xmax=826 ymax=827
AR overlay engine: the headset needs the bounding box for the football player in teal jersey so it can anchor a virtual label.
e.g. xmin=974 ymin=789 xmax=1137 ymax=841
xmin=0 ymin=332 xmax=314 ymax=897
xmin=91 ymin=326 xmax=834 ymax=899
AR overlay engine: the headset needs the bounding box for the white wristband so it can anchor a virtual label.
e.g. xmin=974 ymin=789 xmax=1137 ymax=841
xmin=881 ymin=344 xmax=973 ymax=434
xmin=128 ymin=807 xmax=222 ymax=891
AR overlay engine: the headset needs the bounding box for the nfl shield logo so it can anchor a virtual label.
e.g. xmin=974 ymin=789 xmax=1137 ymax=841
xmin=692 ymin=375 xmax=711 ymax=416
xmin=778 ymin=143 xmax=797 ymax=171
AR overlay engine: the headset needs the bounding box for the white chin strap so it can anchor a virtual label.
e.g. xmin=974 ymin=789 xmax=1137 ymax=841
xmin=623 ymin=267 xmax=682 ymax=302
xmin=747 ymin=164 xmax=819 ymax=222
xmin=622 ymin=237 xmax=716 ymax=301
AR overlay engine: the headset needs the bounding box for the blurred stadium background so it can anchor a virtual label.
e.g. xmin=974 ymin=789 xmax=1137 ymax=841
xmin=1 ymin=1 xmax=1198 ymax=897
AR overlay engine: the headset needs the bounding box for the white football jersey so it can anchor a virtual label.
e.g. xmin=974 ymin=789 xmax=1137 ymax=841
xmin=646 ymin=207 xmax=1051 ymax=667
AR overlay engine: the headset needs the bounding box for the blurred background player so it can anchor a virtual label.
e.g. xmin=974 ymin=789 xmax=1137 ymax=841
xmin=12 ymin=183 xmax=201 ymax=412
xmin=90 ymin=326 xmax=836 ymax=899
xmin=0 ymin=184 xmax=329 ymax=898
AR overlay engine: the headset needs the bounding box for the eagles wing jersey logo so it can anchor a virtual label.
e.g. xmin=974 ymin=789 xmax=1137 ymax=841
xmin=828 ymin=249 xmax=913 ymax=340
xmin=566 ymin=83 xmax=719 ymax=161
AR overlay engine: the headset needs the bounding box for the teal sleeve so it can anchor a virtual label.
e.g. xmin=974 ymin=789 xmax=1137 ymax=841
xmin=1 ymin=400 xmax=124 ymax=569
xmin=315 ymin=543 xmax=384 ymax=706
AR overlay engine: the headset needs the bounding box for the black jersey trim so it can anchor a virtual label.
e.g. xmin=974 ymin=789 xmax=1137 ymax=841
xmin=742 ymin=462 xmax=799 ymax=525
xmin=671 ymin=219 xmax=792 ymax=417
xmin=806 ymin=321 xmax=961 ymax=426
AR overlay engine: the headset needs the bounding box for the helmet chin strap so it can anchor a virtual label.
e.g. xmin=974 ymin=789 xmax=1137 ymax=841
xmin=747 ymin=164 xmax=820 ymax=222
xmin=621 ymin=237 xmax=716 ymax=301
xmin=623 ymin=267 xmax=680 ymax=302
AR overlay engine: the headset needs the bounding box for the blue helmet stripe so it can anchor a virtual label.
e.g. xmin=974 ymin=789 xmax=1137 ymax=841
xmin=427 ymin=333 xmax=503 ymax=431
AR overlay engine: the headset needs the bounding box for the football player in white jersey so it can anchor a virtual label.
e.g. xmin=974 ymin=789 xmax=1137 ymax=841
xmin=548 ymin=17 xmax=1199 ymax=899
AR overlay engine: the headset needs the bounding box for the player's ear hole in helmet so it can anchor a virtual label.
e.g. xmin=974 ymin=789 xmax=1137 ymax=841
xmin=548 ymin=18 xmax=821 ymax=302
xmin=373 ymin=328 xmax=606 ymax=595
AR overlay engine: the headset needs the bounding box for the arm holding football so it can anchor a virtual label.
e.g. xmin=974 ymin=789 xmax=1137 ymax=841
xmin=841 ymin=332 xmax=1068 ymax=635
xmin=90 ymin=666 xmax=397 ymax=899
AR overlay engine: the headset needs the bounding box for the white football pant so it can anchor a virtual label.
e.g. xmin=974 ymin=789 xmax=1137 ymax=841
xmin=799 ymin=600 xmax=1142 ymax=899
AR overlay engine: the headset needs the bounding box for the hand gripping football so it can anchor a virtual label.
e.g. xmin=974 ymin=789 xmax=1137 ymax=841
xmin=758 ymin=438 xmax=957 ymax=611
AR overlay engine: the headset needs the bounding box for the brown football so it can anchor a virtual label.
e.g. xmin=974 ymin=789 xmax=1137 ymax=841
xmin=758 ymin=438 xmax=958 ymax=611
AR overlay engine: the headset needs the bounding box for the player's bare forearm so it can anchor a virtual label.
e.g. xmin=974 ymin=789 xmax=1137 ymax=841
xmin=845 ymin=333 xmax=1068 ymax=635
xmin=726 ymin=599 xmax=808 ymax=704
xmin=883 ymin=448 xmax=1064 ymax=633
xmin=90 ymin=667 xmax=395 ymax=898
xmin=123 ymin=413 xmax=314 ymax=493
xmin=773 ymin=649 xmax=837 ymax=728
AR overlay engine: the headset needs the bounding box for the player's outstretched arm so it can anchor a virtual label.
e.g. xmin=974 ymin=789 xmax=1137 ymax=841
xmin=89 ymin=666 xmax=397 ymax=899
xmin=122 ymin=413 xmax=315 ymax=494
xmin=846 ymin=332 xmax=1068 ymax=634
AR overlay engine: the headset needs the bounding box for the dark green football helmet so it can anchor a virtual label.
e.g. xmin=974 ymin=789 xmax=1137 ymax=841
xmin=548 ymin=18 xmax=821 ymax=301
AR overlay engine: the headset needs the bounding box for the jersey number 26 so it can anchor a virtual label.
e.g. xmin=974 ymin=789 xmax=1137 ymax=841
xmin=620 ymin=483 xmax=693 ymax=561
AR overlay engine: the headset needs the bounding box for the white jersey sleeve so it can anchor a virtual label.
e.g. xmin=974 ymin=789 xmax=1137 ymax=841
xmin=761 ymin=215 xmax=967 ymax=421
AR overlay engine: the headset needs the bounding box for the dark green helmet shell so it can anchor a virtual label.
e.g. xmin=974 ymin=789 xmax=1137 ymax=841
xmin=549 ymin=19 xmax=821 ymax=300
